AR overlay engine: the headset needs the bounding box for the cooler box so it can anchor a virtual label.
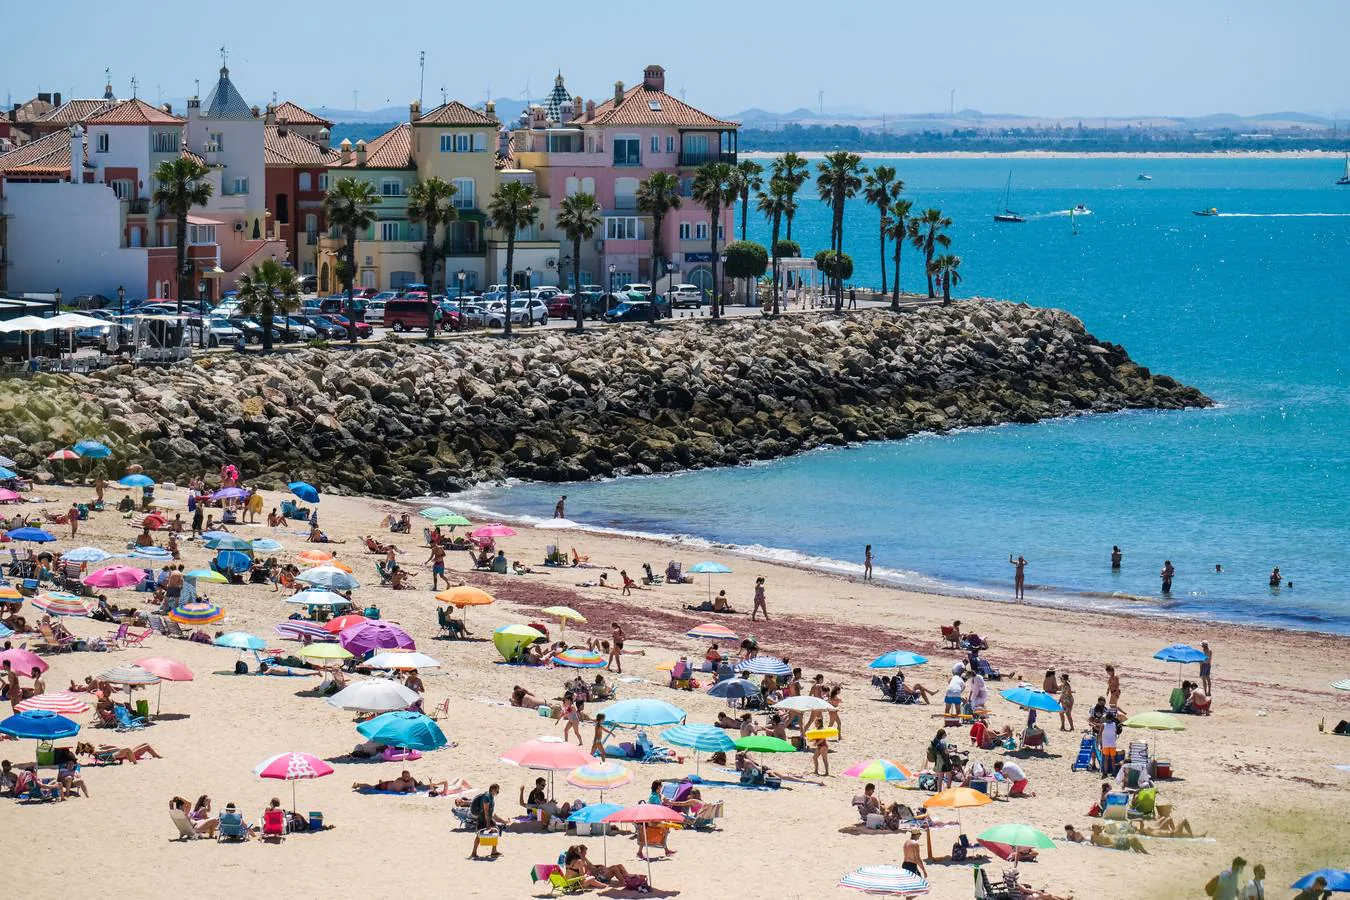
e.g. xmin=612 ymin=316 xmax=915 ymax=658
xmin=477 ymin=828 xmax=499 ymax=848
xmin=309 ymin=811 xmax=324 ymax=831
xmin=1153 ymin=760 xmax=1172 ymax=779
xmin=36 ymin=741 xmax=55 ymax=766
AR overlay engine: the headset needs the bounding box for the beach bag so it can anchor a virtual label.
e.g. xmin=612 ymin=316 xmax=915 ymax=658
xmin=917 ymin=773 xmax=938 ymax=791
xmin=234 ymin=660 xmax=249 ymax=675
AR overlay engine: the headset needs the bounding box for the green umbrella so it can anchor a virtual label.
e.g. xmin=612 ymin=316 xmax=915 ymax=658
xmin=433 ymin=514 xmax=472 ymax=527
xmin=1123 ymin=710 xmax=1186 ymax=762
xmin=733 ymin=735 xmax=796 ymax=753
xmin=977 ymin=823 xmax=1055 ymax=867
xmin=418 ymin=506 xmax=454 ymax=520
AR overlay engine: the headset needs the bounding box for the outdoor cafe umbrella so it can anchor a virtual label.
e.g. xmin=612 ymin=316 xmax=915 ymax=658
xmin=976 ymin=823 xmax=1055 ymax=868
xmin=254 ymin=751 xmax=334 ymax=813
xmin=663 ymin=723 xmax=735 ymax=775
xmin=288 ymin=482 xmax=320 ymax=504
xmin=602 ymin=804 xmax=685 ymax=886
xmin=838 ymin=865 xmax=930 ymax=896
xmin=133 ymin=657 xmax=194 ymax=716
xmin=686 ymin=560 xmax=732 ymax=604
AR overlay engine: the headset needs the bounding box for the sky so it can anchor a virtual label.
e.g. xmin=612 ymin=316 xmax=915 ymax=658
xmin=3 ymin=0 xmax=1347 ymax=120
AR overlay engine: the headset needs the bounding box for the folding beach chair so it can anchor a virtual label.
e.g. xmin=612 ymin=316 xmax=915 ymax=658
xmin=170 ymin=808 xmax=202 ymax=840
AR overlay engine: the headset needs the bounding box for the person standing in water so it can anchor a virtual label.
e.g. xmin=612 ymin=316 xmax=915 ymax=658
xmin=863 ymin=545 xmax=873 ymax=581
xmin=1160 ymin=560 xmax=1175 ymax=594
xmin=1009 ymin=554 xmax=1027 ymax=600
xmin=1110 ymin=546 xmax=1122 ymax=570
xmin=1268 ymin=567 xmax=1281 ymax=588
xmin=554 ymin=495 xmax=567 ymax=519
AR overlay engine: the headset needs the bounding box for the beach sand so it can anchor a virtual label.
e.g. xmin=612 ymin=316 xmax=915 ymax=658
xmin=4 ymin=483 xmax=1348 ymax=899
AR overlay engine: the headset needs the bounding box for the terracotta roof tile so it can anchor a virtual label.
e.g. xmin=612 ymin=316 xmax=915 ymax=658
xmin=579 ymin=85 xmax=736 ymax=129
xmin=275 ymin=101 xmax=332 ymax=128
xmin=330 ymin=123 xmax=413 ymax=169
xmin=182 ymin=148 xmax=206 ymax=166
xmin=0 ymin=130 xmax=81 ymax=174
xmin=36 ymin=99 xmax=117 ymax=126
xmin=414 ymin=101 xmax=498 ymax=127
xmin=265 ymin=126 xmax=340 ymax=166
xmin=85 ymin=97 xmax=185 ymax=126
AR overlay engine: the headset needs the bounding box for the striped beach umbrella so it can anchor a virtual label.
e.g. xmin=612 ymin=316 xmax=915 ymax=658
xmin=361 ymin=650 xmax=441 ymax=670
xmin=100 ymin=664 xmax=162 ymax=686
xmin=552 ymin=648 xmax=607 ymax=669
xmin=418 ymin=506 xmax=454 ymax=520
xmin=168 ymin=601 xmax=225 ymax=625
xmin=16 ymin=691 xmax=92 ymax=715
xmin=1331 ymin=679 xmax=1350 ymax=691
xmin=843 ymin=759 xmax=914 ymax=782
xmin=567 ymin=760 xmax=634 ymax=794
xmin=685 ymin=622 xmax=739 ymax=641
xmin=0 ymin=586 xmax=22 ymax=601
xmin=30 ymin=592 xmax=95 ymax=617
xmin=47 ymin=448 xmax=81 ymax=461
xmin=284 ymin=588 xmax=352 ymax=607
xmin=839 ymin=865 xmax=930 ymax=895
xmin=664 ymin=723 xmax=736 ymax=775
xmin=736 ymin=656 xmax=792 ymax=677
xmin=274 ymin=621 xmax=336 ymax=642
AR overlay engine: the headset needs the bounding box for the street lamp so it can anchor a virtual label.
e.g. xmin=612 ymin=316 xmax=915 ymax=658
xmin=53 ymin=288 xmax=63 ymax=357
xmin=198 ymin=280 xmax=208 ymax=349
xmin=117 ymin=285 xmax=126 ymax=318
xmin=608 ymin=263 xmax=617 ymax=313
xmin=457 ymin=269 xmax=466 ymax=304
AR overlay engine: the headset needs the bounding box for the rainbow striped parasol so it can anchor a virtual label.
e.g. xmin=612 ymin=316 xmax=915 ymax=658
xmin=0 ymin=586 xmax=24 ymax=601
xmin=30 ymin=592 xmax=95 ymax=617
xmin=567 ymin=761 xmax=634 ymax=792
xmin=843 ymin=758 xmax=914 ymax=782
xmin=16 ymin=691 xmax=92 ymax=715
xmin=168 ymin=601 xmax=225 ymax=625
xmin=685 ymin=622 xmax=738 ymax=640
xmin=552 ymin=648 xmax=608 ymax=668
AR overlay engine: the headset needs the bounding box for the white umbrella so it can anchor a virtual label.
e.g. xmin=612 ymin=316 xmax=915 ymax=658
xmin=772 ymin=696 xmax=834 ymax=712
xmin=361 ymin=651 xmax=441 ymax=670
xmin=326 ymin=680 xmax=420 ymax=712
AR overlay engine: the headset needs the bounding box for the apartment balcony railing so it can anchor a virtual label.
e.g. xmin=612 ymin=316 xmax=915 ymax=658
xmin=444 ymin=240 xmax=486 ymax=256
xmin=678 ymin=151 xmax=737 ymax=167
xmin=125 ymin=198 xmax=150 ymax=214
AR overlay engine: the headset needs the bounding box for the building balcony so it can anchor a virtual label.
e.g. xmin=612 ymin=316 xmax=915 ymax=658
xmin=444 ymin=240 xmax=486 ymax=257
xmin=124 ymin=198 xmax=150 ymax=215
xmin=678 ymin=151 xmax=737 ymax=167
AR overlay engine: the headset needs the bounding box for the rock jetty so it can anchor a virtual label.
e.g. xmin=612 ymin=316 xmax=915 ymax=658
xmin=0 ymin=303 xmax=1209 ymax=497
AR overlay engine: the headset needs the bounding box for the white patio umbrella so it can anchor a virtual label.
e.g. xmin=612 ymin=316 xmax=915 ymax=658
xmin=325 ymin=680 xmax=420 ymax=712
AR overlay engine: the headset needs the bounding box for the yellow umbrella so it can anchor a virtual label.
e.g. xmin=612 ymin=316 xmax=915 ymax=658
xmin=540 ymin=605 xmax=586 ymax=638
xmin=296 ymin=644 xmax=354 ymax=667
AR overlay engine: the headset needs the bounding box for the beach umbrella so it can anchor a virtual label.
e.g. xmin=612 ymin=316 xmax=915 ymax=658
xmin=1333 ymin=679 xmax=1350 ymax=691
xmin=362 ymin=650 xmax=440 ymax=670
xmin=1154 ymin=644 xmax=1208 ymax=685
xmin=274 ymin=621 xmax=334 ymax=643
xmin=184 ymin=569 xmax=228 ymax=584
xmin=130 ymin=546 xmax=173 ymax=561
xmin=284 ymin=589 xmax=352 ymax=608
xmin=356 ymin=710 xmax=447 ymax=751
xmin=324 ymin=614 xmax=368 ymax=634
xmin=0 ymin=470 xmax=16 ymax=484
xmin=540 ymin=605 xmax=586 ymax=638
xmin=977 ymin=823 xmax=1055 ymax=868
xmin=839 ymin=865 xmax=930 ymax=896
xmin=30 ymin=592 xmax=95 ymax=617
xmin=501 ymin=736 xmax=595 ymax=773
xmin=169 ymin=601 xmax=225 ymax=626
xmin=601 ymin=698 xmax=686 ymax=728
xmin=288 ymin=481 xmax=320 ymax=503
xmin=773 ymin=696 xmax=834 ymax=713
xmin=869 ymin=650 xmax=930 ymax=669
xmin=567 ymin=760 xmax=633 ymax=795
xmin=214 ymin=632 xmax=266 ymax=650
xmin=211 ymin=487 xmax=247 ymax=501
xmin=0 ymin=454 xmax=16 ymax=467
xmin=62 ymin=546 xmax=112 ymax=563
xmin=6 ymin=527 xmax=55 ymax=543
xmin=204 ymin=534 xmax=254 ymax=552
xmin=100 ymin=664 xmax=161 ymax=686
xmin=47 ymin=449 xmax=81 ymax=462
xmin=567 ymin=802 xmax=625 ymax=863
xmin=469 ymin=523 xmax=517 ymax=539
xmin=602 ymin=804 xmax=685 ymax=886
xmin=296 ymin=644 xmax=354 ymax=665
xmin=552 ymin=648 xmax=607 ymax=669
xmin=492 ymin=623 xmax=545 ymax=663
xmin=664 ymin=723 xmax=736 ymax=776
xmin=73 ymin=440 xmax=111 ymax=459
xmin=214 ymin=550 xmax=253 ymax=574
xmin=0 ymin=624 xmax=12 ymax=639
xmin=734 ymin=735 xmax=796 ymax=754
xmin=0 ymin=586 xmax=21 ymax=601
xmin=340 ymin=621 xmax=414 ymax=656
xmin=327 ymin=680 xmax=420 ymax=713
xmin=737 ymin=656 xmax=792 ymax=677
xmin=686 ymin=622 xmax=739 ymax=641
xmin=708 ymin=677 xmax=761 ymax=701
xmin=687 ymin=560 xmax=732 ymax=604
xmin=251 ymin=538 xmax=285 ymax=553
xmin=418 ymin=506 xmax=454 ymax=520
xmin=433 ymin=514 xmax=472 ymax=527
xmin=134 ymin=657 xmax=194 ymax=716
xmin=0 ymin=648 xmax=49 ymax=675
xmin=254 ymin=751 xmax=334 ymax=813
xmin=437 ymin=586 xmax=496 ymax=607
xmin=1291 ymin=869 xmax=1350 ymax=893
xmin=15 ymin=691 xmax=91 ymax=715
xmin=998 ymin=686 xmax=1064 ymax=713
xmin=0 ymin=710 xmax=80 ymax=749
xmin=118 ymin=474 xmax=154 ymax=488
xmin=296 ymin=566 xmax=359 ymax=591
xmin=1123 ymin=710 xmax=1187 ymax=759
xmin=0 ymin=488 xmax=20 ymax=502
xmin=296 ymin=548 xmax=334 ymax=565
xmin=201 ymin=530 xmax=233 ymax=542
xmin=926 ymin=786 xmax=993 ymax=838
xmin=843 ymin=759 xmax=914 ymax=782
xmin=83 ymin=565 xmax=147 ymax=589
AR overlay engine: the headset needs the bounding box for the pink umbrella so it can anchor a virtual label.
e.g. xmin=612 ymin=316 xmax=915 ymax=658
xmin=470 ymin=524 xmax=518 ymax=539
xmin=83 ymin=565 xmax=148 ymax=589
xmin=133 ymin=657 xmax=194 ymax=715
xmin=253 ymin=751 xmax=334 ymax=812
xmin=602 ymin=804 xmax=686 ymax=885
xmin=500 ymin=737 xmax=596 ymax=798
xmin=338 ymin=621 xmax=415 ymax=656
xmin=0 ymin=648 xmax=49 ymax=676
xmin=16 ymin=691 xmax=91 ymax=715
xmin=0 ymin=489 xmax=20 ymax=503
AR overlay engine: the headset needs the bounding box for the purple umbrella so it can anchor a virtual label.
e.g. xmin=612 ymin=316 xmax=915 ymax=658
xmin=339 ymin=621 xmax=415 ymax=656
xmin=211 ymin=487 xmax=248 ymax=501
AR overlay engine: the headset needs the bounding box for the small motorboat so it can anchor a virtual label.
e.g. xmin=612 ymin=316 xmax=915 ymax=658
xmin=993 ymin=212 xmax=1025 ymax=223
xmin=1193 ymin=208 xmax=1219 ymax=217
xmin=1137 ymin=174 xmax=1152 ymax=181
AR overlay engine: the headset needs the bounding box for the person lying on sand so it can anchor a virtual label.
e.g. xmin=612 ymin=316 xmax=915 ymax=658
xmin=1090 ymin=823 xmax=1147 ymax=853
xmin=77 ymin=740 xmax=162 ymax=765
xmin=353 ymin=770 xmax=418 ymax=793
xmin=510 ymin=685 xmax=546 ymax=708
xmin=1126 ymin=804 xmax=1201 ymax=837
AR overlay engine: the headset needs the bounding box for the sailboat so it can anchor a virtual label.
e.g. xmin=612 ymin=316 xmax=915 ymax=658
xmin=1336 ymin=154 xmax=1350 ymax=186
xmin=993 ymin=172 xmax=1025 ymax=223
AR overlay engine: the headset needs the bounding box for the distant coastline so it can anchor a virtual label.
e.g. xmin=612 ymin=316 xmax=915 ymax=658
xmin=741 ymin=149 xmax=1347 ymax=160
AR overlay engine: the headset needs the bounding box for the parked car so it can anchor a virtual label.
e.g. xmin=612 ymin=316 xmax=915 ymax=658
xmin=399 ymin=283 xmax=429 ymax=296
xmin=434 ymin=301 xmax=466 ymax=331
xmin=278 ymin=317 xmax=318 ymax=341
xmin=369 ymin=290 xmax=399 ymax=305
xmin=296 ymin=315 xmax=346 ymax=340
xmin=325 ymin=313 xmax=373 ymax=339
xmin=603 ymin=298 xmax=670 ymax=323
xmin=383 ymin=297 xmax=440 ymax=332
xmin=185 ymin=316 xmax=244 ymax=348
xmin=298 ymin=274 xmax=318 ymax=293
xmin=482 ymin=284 xmax=522 ymax=302
xmin=486 ymin=298 xmax=548 ymax=328
xmin=363 ymin=300 xmax=387 ymax=325
xmin=456 ymin=303 xmax=487 ymax=327
xmin=319 ymin=295 xmax=366 ymax=317
xmin=620 ymin=283 xmax=653 ymax=296
xmin=225 ymin=315 xmax=279 ymax=345
xmin=669 ymin=283 xmax=705 ymax=309
xmin=525 ymin=286 xmax=562 ymax=303
xmin=547 ymin=294 xmax=576 ymax=318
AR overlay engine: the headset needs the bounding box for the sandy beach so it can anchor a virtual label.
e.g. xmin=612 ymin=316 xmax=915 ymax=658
xmin=3 ymin=482 xmax=1348 ymax=900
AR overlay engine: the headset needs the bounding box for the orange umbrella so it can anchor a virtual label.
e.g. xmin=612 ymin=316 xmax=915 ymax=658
xmin=923 ymin=786 xmax=992 ymax=857
xmin=297 ymin=550 xmax=334 ymax=565
xmin=329 ymin=560 xmax=354 ymax=573
xmin=435 ymin=586 xmax=494 ymax=608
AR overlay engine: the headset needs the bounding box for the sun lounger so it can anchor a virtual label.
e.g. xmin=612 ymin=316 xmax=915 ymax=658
xmin=170 ymin=808 xmax=202 ymax=840
xmin=530 ymin=864 xmax=584 ymax=895
xmin=452 ymin=805 xmax=477 ymax=830
xmin=687 ymin=799 xmax=724 ymax=830
xmin=973 ymin=866 xmax=1016 ymax=900
xmin=217 ymin=812 xmax=248 ymax=842
xmin=37 ymin=623 xmax=76 ymax=652
xmin=261 ymin=807 xmax=287 ymax=841
xmin=1071 ymin=735 xmax=1097 ymax=772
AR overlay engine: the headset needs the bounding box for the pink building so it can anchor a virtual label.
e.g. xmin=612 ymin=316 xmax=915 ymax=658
xmin=512 ymin=65 xmax=738 ymax=295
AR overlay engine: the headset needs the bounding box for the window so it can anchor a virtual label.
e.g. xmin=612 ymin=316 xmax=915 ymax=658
xmin=381 ymin=178 xmax=402 ymax=197
xmin=151 ymin=131 xmax=176 ymax=152
xmin=208 ymin=132 xmax=223 ymax=151
xmin=188 ymin=224 xmax=216 ymax=244
xmin=694 ymin=222 xmax=708 ymax=241
xmin=582 ymin=177 xmax=595 ymax=195
xmin=302 ymin=261 xmax=315 ymax=276
xmin=298 ymin=172 xmax=312 ymax=191
xmin=233 ymin=177 xmax=249 ymax=195
xmin=614 ymin=177 xmax=639 ymax=211
xmin=95 ymin=133 xmax=109 ymax=153
xmin=128 ymin=226 xmax=143 ymax=247
xmin=451 ymin=178 xmax=475 ymax=209
xmin=648 ymin=100 xmax=662 ymax=112
xmin=666 ymin=136 xmax=675 ymax=153
xmin=565 ymin=176 xmax=579 ymax=197
xmin=605 ymin=217 xmax=642 ymax=240
xmin=304 ymin=214 xmax=318 ymax=240
xmin=448 ymin=221 xmax=479 ymax=253
xmin=440 ymin=134 xmax=453 ymax=152
xmin=613 ymin=136 xmax=640 ymax=166
xmin=380 ymin=221 xmax=400 ymax=241
xmin=360 ymin=270 xmax=376 ymax=288
xmin=718 ymin=223 xmax=725 ymax=240
xmin=681 ymin=132 xmax=710 ymax=164
xmin=679 ymin=222 xmax=691 ymax=241
xmin=651 ymin=135 xmax=659 ymax=153
xmin=473 ymin=132 xmax=486 ymax=151
xmin=110 ymin=179 xmax=135 ymax=200
xmin=319 ymin=174 xmax=329 ymax=191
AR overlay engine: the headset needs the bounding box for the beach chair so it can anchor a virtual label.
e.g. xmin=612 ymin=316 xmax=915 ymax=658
xmin=163 ymin=619 xmax=188 ymax=639
xmin=530 ymin=864 xmax=584 ymax=895
xmin=123 ymin=626 xmax=152 ymax=648
xmin=1102 ymin=791 xmax=1130 ymax=821
xmin=18 ymin=777 xmax=62 ymax=803
xmin=261 ymin=807 xmax=287 ymax=841
xmin=37 ymin=623 xmax=76 ymax=652
xmin=105 ymin=623 xmax=130 ymax=647
xmin=170 ymin=808 xmax=202 ymax=840
xmin=217 ymin=812 xmax=248 ymax=842
xmin=428 ymin=697 xmax=450 ymax=720
xmin=687 ymin=800 xmax=724 ymax=830
xmin=941 ymin=625 xmax=961 ymax=649
xmin=1071 ymin=735 xmax=1097 ymax=772
xmin=973 ymin=865 xmax=1015 ymax=900
xmin=1019 ymin=727 xmax=1047 ymax=751
xmin=451 ymin=805 xmax=477 ymax=831
xmin=375 ymin=562 xmax=395 ymax=586
xmin=114 ymin=706 xmax=147 ymax=731
xmin=972 ymin=657 xmax=1002 ymax=680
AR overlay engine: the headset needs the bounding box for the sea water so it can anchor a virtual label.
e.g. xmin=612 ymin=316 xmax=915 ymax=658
xmin=465 ymin=158 xmax=1350 ymax=634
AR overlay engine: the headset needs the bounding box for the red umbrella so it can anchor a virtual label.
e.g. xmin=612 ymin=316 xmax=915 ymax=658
xmin=602 ymin=804 xmax=685 ymax=885
xmin=47 ymin=449 xmax=80 ymax=461
xmin=16 ymin=691 xmax=91 ymax=715
xmin=323 ymin=614 xmax=368 ymax=634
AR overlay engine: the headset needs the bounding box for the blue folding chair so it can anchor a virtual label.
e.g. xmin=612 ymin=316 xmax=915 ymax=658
xmin=114 ymin=706 xmax=147 ymax=731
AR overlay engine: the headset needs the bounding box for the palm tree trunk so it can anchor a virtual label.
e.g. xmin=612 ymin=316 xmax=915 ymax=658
xmin=833 ymin=201 xmax=844 ymax=311
xmin=925 ymin=243 xmax=936 ymax=298
xmin=649 ymin=212 xmax=663 ymax=325
xmin=740 ymin=194 xmax=748 ymax=241
xmin=943 ymin=272 xmax=951 ymax=305
xmin=175 ymin=210 xmax=188 ymax=317
xmin=424 ymin=227 xmax=437 ymax=341
xmin=503 ymin=235 xmax=515 ymax=337
xmin=710 ymin=201 xmax=720 ymax=319
xmin=261 ymin=303 xmax=274 ymax=353
xmin=878 ymin=213 xmax=888 ymax=295
xmin=770 ymin=212 xmax=781 ymax=316
xmin=572 ymin=236 xmax=584 ymax=332
xmin=891 ymin=236 xmax=902 ymax=310
xmin=345 ymin=231 xmax=358 ymax=343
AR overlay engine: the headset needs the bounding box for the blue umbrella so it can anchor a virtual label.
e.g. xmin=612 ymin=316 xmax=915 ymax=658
xmin=6 ymin=527 xmax=55 ymax=543
xmin=62 ymin=546 xmax=113 ymax=563
xmin=737 ymin=656 xmax=792 ymax=677
xmin=118 ymin=474 xmax=154 ymax=488
xmin=214 ymin=550 xmax=253 ymax=574
xmin=214 ymin=631 xmax=266 ymax=650
xmin=288 ymin=481 xmax=320 ymax=504
xmin=251 ymin=538 xmax=284 ymax=552
xmin=73 ymin=440 xmax=111 ymax=459
xmin=687 ymin=560 xmax=732 ymax=604
xmin=356 ymin=710 xmax=447 ymax=751
xmin=130 ymin=546 xmax=173 ymax=560
xmin=568 ymin=802 xmax=624 ymax=824
xmin=201 ymin=530 xmax=234 ymax=542
xmin=998 ymin=686 xmax=1064 ymax=713
xmin=0 ymin=467 xmax=16 ymax=480
xmin=1153 ymin=644 xmax=1206 ymax=664
xmin=868 ymin=650 xmax=929 ymax=669
xmin=0 ymin=624 xmax=13 ymax=638
xmin=0 ymin=709 xmax=81 ymax=740
xmin=1292 ymin=869 xmax=1350 ymax=892
xmin=664 ymin=723 xmax=736 ymax=772
xmin=204 ymin=535 xmax=254 ymax=552
xmin=708 ymin=677 xmax=761 ymax=700
xmin=599 ymin=698 xmax=686 ymax=727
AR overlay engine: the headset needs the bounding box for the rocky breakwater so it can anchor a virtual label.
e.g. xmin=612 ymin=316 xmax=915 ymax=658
xmin=0 ymin=302 xmax=1209 ymax=497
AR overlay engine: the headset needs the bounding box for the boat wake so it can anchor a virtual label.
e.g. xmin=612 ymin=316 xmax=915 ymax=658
xmin=1213 ymin=212 xmax=1350 ymax=218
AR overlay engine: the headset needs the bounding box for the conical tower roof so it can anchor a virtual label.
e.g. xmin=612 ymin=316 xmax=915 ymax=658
xmin=542 ymin=72 xmax=571 ymax=122
xmin=202 ymin=66 xmax=254 ymax=120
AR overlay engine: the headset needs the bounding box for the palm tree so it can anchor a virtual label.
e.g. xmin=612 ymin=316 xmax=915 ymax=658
xmin=323 ymin=178 xmax=381 ymax=343
xmin=730 ymin=160 xmax=764 ymax=241
xmin=756 ymin=177 xmax=794 ymax=316
xmin=884 ymin=198 xmax=914 ymax=310
xmin=928 ymin=254 xmax=962 ymax=305
xmin=910 ymin=208 xmax=953 ymax=299
xmin=405 ymin=177 xmax=459 ymax=340
xmin=770 ymin=152 xmax=810 ymax=240
xmin=636 ymin=172 xmax=682 ymax=324
xmin=235 ymin=257 xmax=301 ymax=352
xmin=863 ymin=166 xmax=901 ymax=295
xmin=815 ymin=151 xmax=863 ymax=309
xmin=691 ymin=162 xmax=737 ymax=319
xmin=152 ymin=156 xmax=214 ymax=317
xmin=556 ymin=192 xmax=602 ymax=332
xmin=486 ymin=181 xmax=539 ymax=337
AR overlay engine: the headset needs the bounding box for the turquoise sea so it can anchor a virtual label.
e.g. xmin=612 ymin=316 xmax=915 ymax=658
xmin=465 ymin=157 xmax=1350 ymax=634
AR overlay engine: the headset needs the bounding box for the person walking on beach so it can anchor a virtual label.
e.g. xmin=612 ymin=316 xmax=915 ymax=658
xmin=1009 ymin=554 xmax=1028 ymax=600
xmin=1160 ymin=560 xmax=1175 ymax=594
xmin=864 ymin=545 xmax=873 ymax=580
xmin=426 ymin=544 xmax=447 ymax=590
xmin=554 ymin=495 xmax=567 ymax=519
xmin=1199 ymin=641 xmax=1213 ymax=696
xmin=608 ymin=623 xmax=625 ymax=674
xmin=468 ymin=784 xmax=505 ymax=859
xmin=1111 ymin=546 xmax=1122 ymax=570
xmin=751 ymin=577 xmax=769 ymax=622
xmin=1105 ymin=664 xmax=1121 ymax=709
xmin=590 ymin=714 xmax=616 ymax=761
xmin=902 ymin=831 xmax=927 ymax=879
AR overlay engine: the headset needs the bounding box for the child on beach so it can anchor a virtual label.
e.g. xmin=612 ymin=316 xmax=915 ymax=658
xmin=559 ymin=693 xmax=583 ymax=745
xmin=590 ymin=714 xmax=615 ymax=760
xmin=811 ymin=735 xmax=830 ymax=775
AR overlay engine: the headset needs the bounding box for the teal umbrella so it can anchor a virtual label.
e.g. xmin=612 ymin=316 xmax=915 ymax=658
xmin=663 ymin=723 xmax=736 ymax=775
xmin=356 ymin=711 xmax=447 ymax=751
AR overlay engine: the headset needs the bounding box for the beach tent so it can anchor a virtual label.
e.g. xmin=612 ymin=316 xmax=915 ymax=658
xmin=493 ymin=624 xmax=545 ymax=663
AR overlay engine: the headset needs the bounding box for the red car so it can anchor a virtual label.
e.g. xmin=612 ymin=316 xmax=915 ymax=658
xmin=547 ymin=294 xmax=575 ymax=318
xmin=326 ymin=313 xmax=372 ymax=339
